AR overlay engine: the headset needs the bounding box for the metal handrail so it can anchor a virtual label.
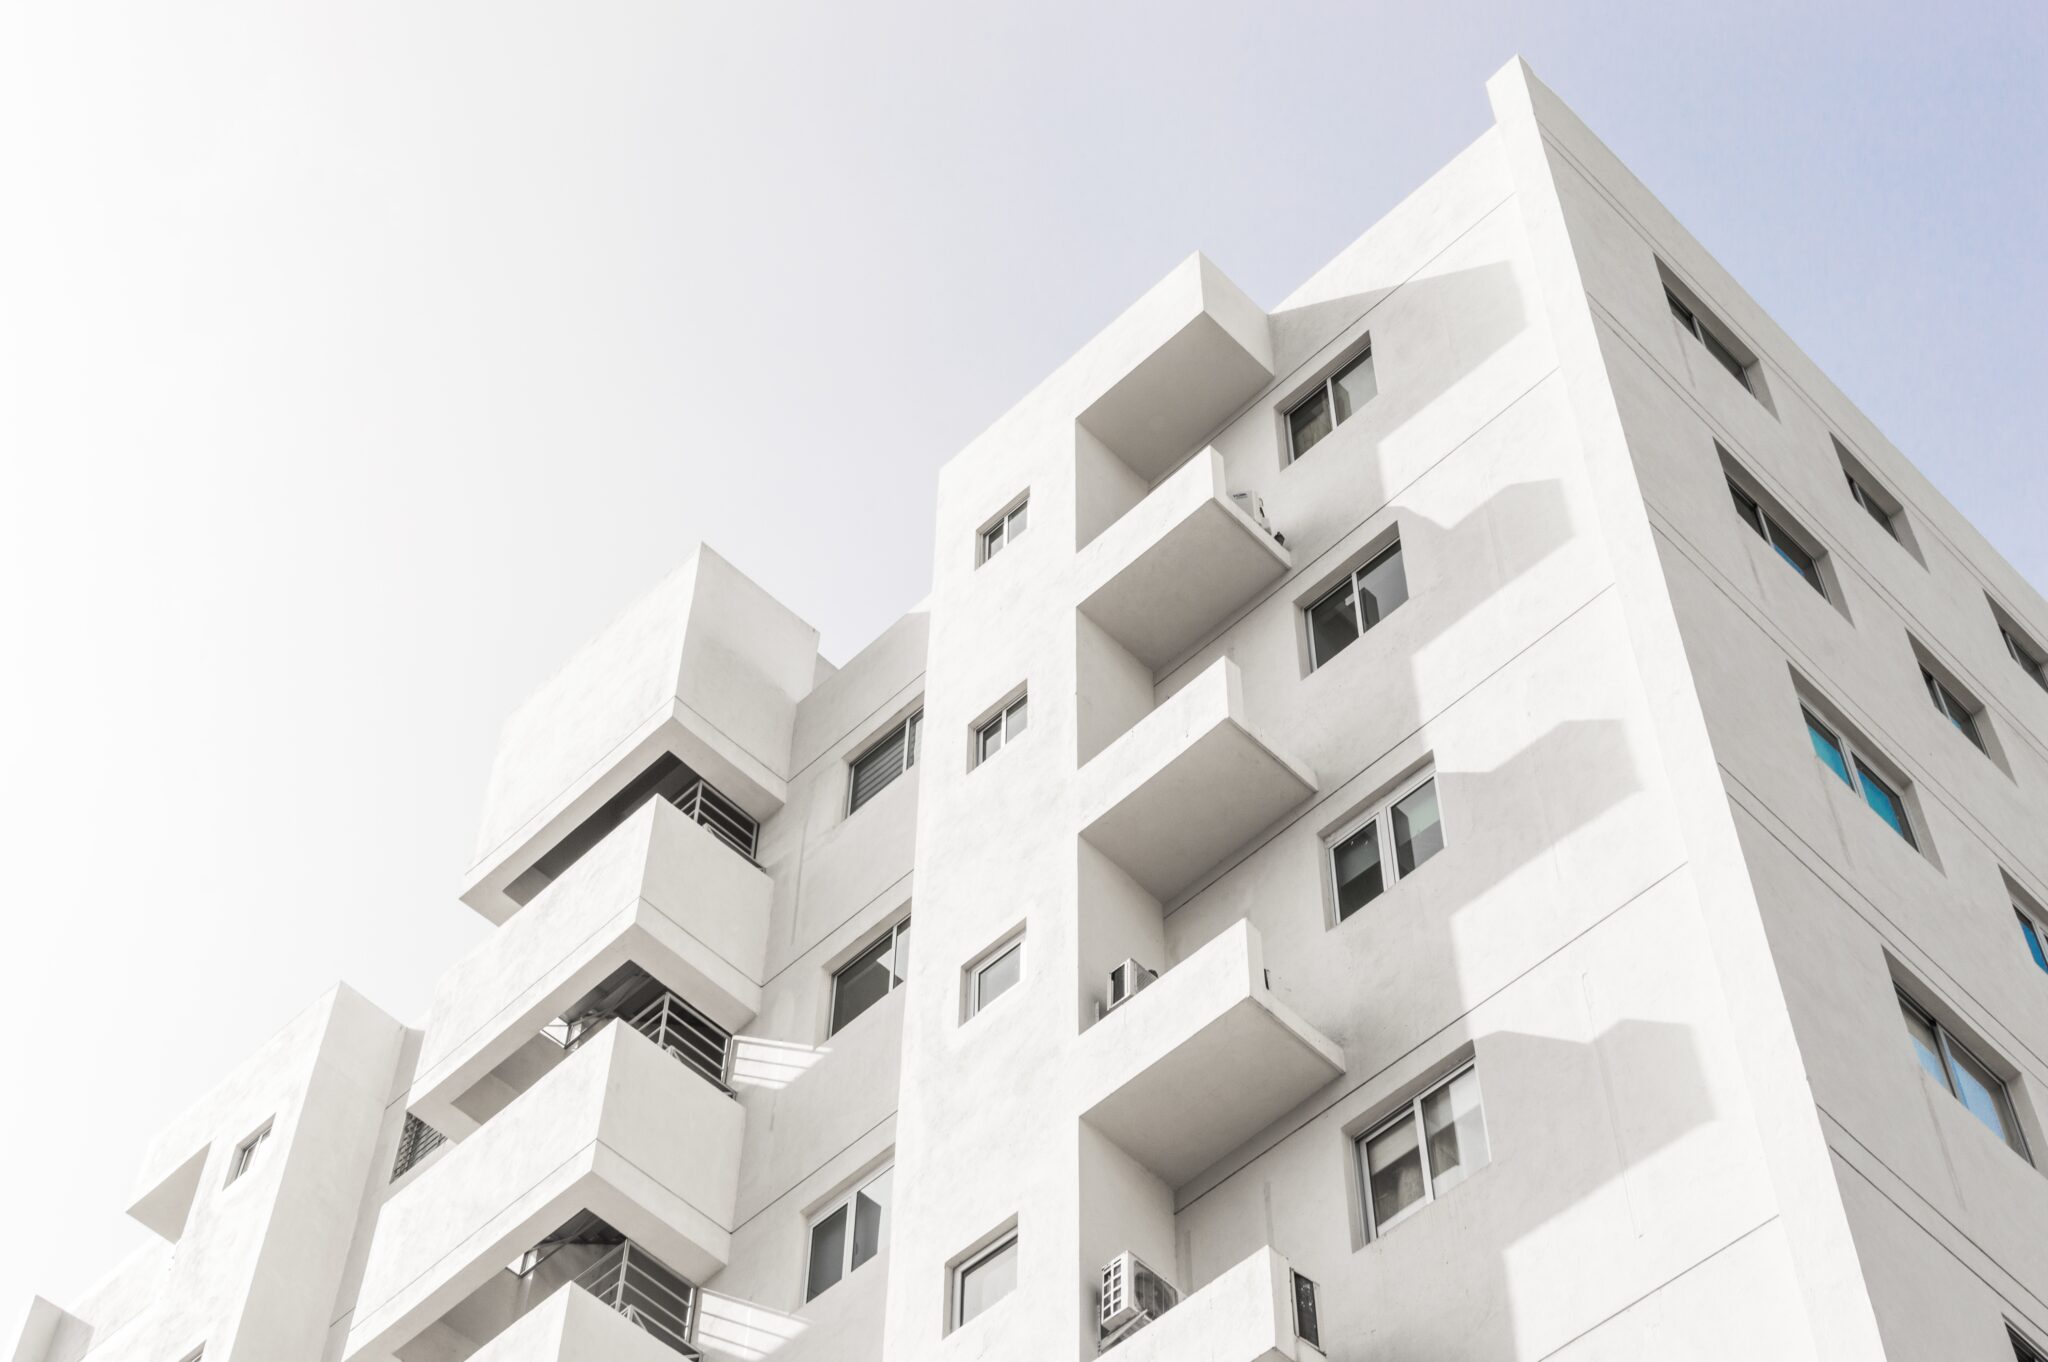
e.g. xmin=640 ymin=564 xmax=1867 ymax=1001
xmin=547 ymin=986 xmax=735 ymax=1097
xmin=389 ymin=1113 xmax=446 ymax=1181
xmin=567 ymin=1242 xmax=700 ymax=1357
xmin=672 ymin=777 xmax=758 ymax=861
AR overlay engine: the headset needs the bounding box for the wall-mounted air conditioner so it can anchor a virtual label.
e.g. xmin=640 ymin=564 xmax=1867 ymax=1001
xmin=1104 ymin=959 xmax=1158 ymax=1015
xmin=1099 ymin=1250 xmax=1179 ymax=1342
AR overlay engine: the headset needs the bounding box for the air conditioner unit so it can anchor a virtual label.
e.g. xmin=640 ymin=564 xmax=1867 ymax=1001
xmin=1099 ymin=1251 xmax=1179 ymax=1337
xmin=1230 ymin=491 xmax=1284 ymax=543
xmin=1104 ymin=959 xmax=1158 ymax=1014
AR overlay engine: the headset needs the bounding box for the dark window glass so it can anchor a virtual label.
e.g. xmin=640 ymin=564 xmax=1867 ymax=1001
xmin=1308 ymin=577 xmax=1360 ymax=667
xmin=1728 ymin=481 xmax=1766 ymax=536
xmin=852 ymin=1168 xmax=891 ymax=1270
xmin=1357 ymin=543 xmax=1409 ymax=627
xmin=1699 ymin=325 xmax=1750 ymax=387
xmin=1764 ymin=515 xmax=1825 ymax=595
xmin=850 ymin=720 xmax=913 ymax=814
xmin=1855 ymin=761 xmax=1914 ymax=847
xmin=806 ymin=1203 xmax=848 ymax=1300
xmin=1287 ymin=385 xmax=1333 ymax=459
xmin=1331 ymin=818 xmax=1385 ymax=921
xmin=1847 ymin=474 xmax=1897 ymax=538
xmin=830 ymin=921 xmax=908 ymax=1036
xmin=1392 ymin=779 xmax=1444 ymax=876
xmin=1308 ymin=543 xmax=1406 ymax=670
xmin=1923 ymin=669 xmax=1985 ymax=751
xmin=1291 ymin=1272 xmax=1320 ymax=1348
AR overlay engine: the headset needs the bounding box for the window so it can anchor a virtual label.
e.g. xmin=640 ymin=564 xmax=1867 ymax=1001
xmin=967 ymin=936 xmax=1022 ymax=1017
xmin=1898 ymin=992 xmax=2030 ymax=1160
xmin=1307 ymin=541 xmax=1408 ymax=669
xmin=1285 ymin=345 xmax=1376 ymax=461
xmin=1729 ymin=478 xmax=1826 ymax=597
xmin=226 ymin=1121 xmax=273 ymax=1186
xmin=849 ymin=711 xmax=922 ymax=814
xmin=1804 ymin=709 xmax=1916 ymax=848
xmin=976 ymin=695 xmax=1028 ymax=763
xmin=1921 ymin=666 xmax=1986 ymax=753
xmin=805 ymin=1164 xmax=892 ymax=1301
xmin=1327 ymin=772 xmax=1442 ymax=922
xmin=1356 ymin=1064 xmax=1489 ymax=1237
xmin=830 ymin=918 xmax=910 ymax=1036
xmin=1844 ymin=471 xmax=1896 ymax=538
xmin=952 ymin=1231 xmax=1019 ymax=1328
xmin=1665 ymin=285 xmax=1753 ymax=392
xmin=2018 ymin=910 xmax=2047 ymax=976
xmin=980 ymin=500 xmax=1028 ymax=563
xmin=1991 ymin=600 xmax=2048 ymax=692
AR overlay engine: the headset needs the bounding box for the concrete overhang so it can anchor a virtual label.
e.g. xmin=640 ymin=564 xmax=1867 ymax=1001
xmin=414 ymin=798 xmax=770 ymax=1139
xmin=1079 ymin=922 xmax=1343 ymax=1188
xmin=345 ymin=1025 xmax=741 ymax=1361
xmin=1077 ymin=255 xmax=1274 ymax=482
xmin=125 ymin=1141 xmax=207 ymax=1242
xmin=1099 ymin=1247 xmax=1320 ymax=1362
xmin=1077 ymin=449 xmax=1290 ymax=673
xmin=465 ymin=1282 xmax=692 ymax=1362
xmin=1078 ymin=658 xmax=1315 ymax=902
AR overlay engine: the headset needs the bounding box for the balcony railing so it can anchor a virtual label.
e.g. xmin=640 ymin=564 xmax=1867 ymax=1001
xmin=566 ymin=1241 xmax=701 ymax=1358
xmin=548 ymin=979 xmax=734 ymax=1096
xmin=673 ymin=776 xmax=757 ymax=861
xmin=389 ymin=1112 xmax=447 ymax=1182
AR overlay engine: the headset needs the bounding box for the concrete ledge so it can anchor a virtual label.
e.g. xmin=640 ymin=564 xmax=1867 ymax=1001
xmin=346 ymin=1026 xmax=741 ymax=1360
xmin=465 ymin=1283 xmax=694 ymax=1362
xmin=1078 ymin=449 xmax=1290 ymax=673
xmin=416 ymin=799 xmax=770 ymax=1136
xmin=1099 ymin=1247 xmax=1317 ymax=1362
xmin=1078 ymin=659 xmax=1315 ymax=902
xmin=1079 ymin=922 xmax=1343 ymax=1187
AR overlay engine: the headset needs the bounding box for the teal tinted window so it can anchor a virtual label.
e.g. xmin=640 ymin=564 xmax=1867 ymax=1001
xmin=1806 ymin=712 xmax=1851 ymax=785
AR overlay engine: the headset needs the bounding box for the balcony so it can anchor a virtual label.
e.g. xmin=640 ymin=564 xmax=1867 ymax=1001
xmin=1077 ymin=254 xmax=1274 ymax=481
xmin=466 ymin=1277 xmax=697 ymax=1362
xmin=1077 ymin=659 xmax=1315 ymax=902
xmin=464 ymin=546 xmax=820 ymax=922
xmin=1099 ymin=1247 xmax=1323 ymax=1362
xmin=1078 ymin=922 xmax=1343 ymax=1187
xmin=345 ymin=1024 xmax=741 ymax=1361
xmin=412 ymin=797 xmax=770 ymax=1138
xmin=1077 ymin=450 xmax=1290 ymax=673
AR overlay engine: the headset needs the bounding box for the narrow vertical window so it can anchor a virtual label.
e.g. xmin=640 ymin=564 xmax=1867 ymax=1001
xmin=1285 ymin=345 xmax=1376 ymax=461
xmin=2018 ymin=910 xmax=2047 ymax=976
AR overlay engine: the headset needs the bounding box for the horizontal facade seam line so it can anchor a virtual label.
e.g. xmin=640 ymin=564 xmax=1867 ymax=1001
xmin=1532 ymin=1214 xmax=1781 ymax=1360
xmin=1162 ymin=579 xmax=1616 ymax=919
xmin=1590 ymin=302 xmax=2048 ymax=771
xmin=1175 ymin=859 xmax=1687 ymax=1212
xmin=1820 ymin=1114 xmax=2048 ymax=1330
xmin=759 ymin=868 xmax=915 ymax=989
xmin=730 ymin=1110 xmax=896 ymax=1233
xmin=1717 ymin=776 xmax=2048 ymax=1079
xmin=1154 ymin=363 xmax=1566 ymax=688
xmin=782 ymin=669 xmax=928 ymax=785
xmin=1642 ymin=511 xmax=2047 ymax=892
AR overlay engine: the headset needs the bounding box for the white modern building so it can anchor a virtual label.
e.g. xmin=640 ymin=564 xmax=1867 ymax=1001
xmin=13 ymin=58 xmax=2047 ymax=1362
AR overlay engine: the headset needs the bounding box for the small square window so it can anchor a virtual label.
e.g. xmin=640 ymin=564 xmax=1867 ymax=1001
xmin=1285 ymin=344 xmax=1375 ymax=461
xmin=830 ymin=917 xmax=910 ymax=1037
xmin=1356 ymin=1064 xmax=1489 ymax=1237
xmin=806 ymin=1164 xmax=892 ymax=1301
xmin=1307 ymin=541 xmax=1408 ymax=670
xmin=226 ymin=1121 xmax=273 ymax=1186
xmin=967 ymin=937 xmax=1023 ymax=1017
xmin=1328 ymin=771 xmax=1443 ymax=923
xmin=952 ymin=1231 xmax=1019 ymax=1328
xmin=980 ymin=499 xmax=1028 ymax=564
xmin=976 ymin=695 xmax=1028 ymax=764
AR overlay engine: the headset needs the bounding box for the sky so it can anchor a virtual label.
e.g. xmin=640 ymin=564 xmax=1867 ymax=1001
xmin=1 ymin=0 xmax=2042 ymax=1319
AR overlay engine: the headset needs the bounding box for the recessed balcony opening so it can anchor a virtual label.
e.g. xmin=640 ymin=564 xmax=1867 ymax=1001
xmin=505 ymin=753 xmax=758 ymax=908
xmin=396 ymin=1211 xmax=702 ymax=1362
xmin=451 ymin=963 xmax=735 ymax=1129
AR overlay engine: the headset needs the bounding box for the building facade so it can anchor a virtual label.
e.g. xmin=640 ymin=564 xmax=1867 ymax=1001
xmin=13 ymin=59 xmax=2047 ymax=1362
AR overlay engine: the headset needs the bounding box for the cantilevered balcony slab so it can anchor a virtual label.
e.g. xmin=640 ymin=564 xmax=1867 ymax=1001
xmin=1079 ymin=922 xmax=1343 ymax=1188
xmin=1077 ymin=659 xmax=1315 ymax=902
xmin=413 ymin=798 xmax=769 ymax=1139
xmin=463 ymin=546 xmax=819 ymax=922
xmin=1100 ymin=1247 xmax=1322 ymax=1362
xmin=345 ymin=1025 xmax=741 ymax=1361
xmin=1078 ymin=449 xmax=1289 ymax=673
xmin=1077 ymin=255 xmax=1274 ymax=481
xmin=465 ymin=1283 xmax=691 ymax=1362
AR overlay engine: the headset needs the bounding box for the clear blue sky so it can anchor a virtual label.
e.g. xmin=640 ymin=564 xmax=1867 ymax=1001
xmin=1 ymin=0 xmax=2040 ymax=1316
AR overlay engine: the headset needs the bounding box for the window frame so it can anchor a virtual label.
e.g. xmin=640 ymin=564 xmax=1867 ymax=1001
xmin=1803 ymin=707 xmax=1918 ymax=849
xmin=828 ymin=916 xmax=911 ymax=1038
xmin=1897 ymin=990 xmax=2031 ymax=1161
xmin=848 ymin=710 xmax=923 ymax=816
xmin=979 ymin=499 xmax=1029 ymax=564
xmin=226 ymin=1120 xmax=273 ymax=1187
xmin=2018 ymin=908 xmax=2047 ymax=977
xmin=1284 ymin=343 xmax=1376 ymax=462
xmin=1921 ymin=666 xmax=1986 ymax=753
xmin=975 ymin=695 xmax=1028 ymax=764
xmin=1305 ymin=539 xmax=1408 ymax=671
xmin=1664 ymin=284 xmax=1754 ymax=393
xmin=1325 ymin=768 xmax=1443 ymax=925
xmin=1999 ymin=622 xmax=2048 ymax=692
xmin=1354 ymin=1062 xmax=1490 ymax=1239
xmin=1728 ymin=478 xmax=1827 ymax=598
xmin=951 ymin=1229 xmax=1020 ymax=1330
xmin=1845 ymin=471 xmax=1898 ymax=540
xmin=804 ymin=1162 xmax=893 ymax=1302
